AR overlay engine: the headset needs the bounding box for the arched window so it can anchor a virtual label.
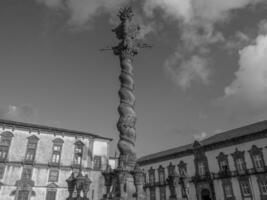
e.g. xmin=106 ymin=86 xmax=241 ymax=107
xmin=0 ymin=131 xmax=13 ymax=161
xmin=148 ymin=167 xmax=155 ymax=184
xmin=216 ymin=152 xmax=230 ymax=173
xmin=193 ymin=140 xmax=209 ymax=177
xmin=50 ymin=138 xmax=64 ymax=166
xmin=248 ymin=145 xmax=265 ymax=171
xmin=158 ymin=165 xmax=165 ymax=184
xmin=73 ymin=140 xmax=84 ymax=166
xmin=231 ymin=148 xmax=246 ymax=174
xmin=167 ymin=162 xmax=175 ymax=176
xmin=24 ymin=135 xmax=39 ymax=164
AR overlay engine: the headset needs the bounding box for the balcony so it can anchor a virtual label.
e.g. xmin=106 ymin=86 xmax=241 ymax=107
xmin=48 ymin=161 xmax=60 ymax=168
xmin=23 ymin=159 xmax=35 ymax=165
xmin=144 ymin=180 xmax=167 ymax=188
xmin=144 ymin=182 xmax=155 ymax=188
xmin=192 ymin=173 xmax=212 ymax=182
xmin=213 ymin=166 xmax=267 ymax=179
xmin=0 ymin=157 xmax=7 ymax=163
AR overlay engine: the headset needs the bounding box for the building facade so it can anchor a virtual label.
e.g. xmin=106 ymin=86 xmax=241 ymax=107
xmin=0 ymin=119 xmax=112 ymax=200
xmin=138 ymin=120 xmax=267 ymax=200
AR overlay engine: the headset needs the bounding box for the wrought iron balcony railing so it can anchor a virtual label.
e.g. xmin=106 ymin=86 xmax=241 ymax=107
xmin=145 ymin=166 xmax=267 ymax=187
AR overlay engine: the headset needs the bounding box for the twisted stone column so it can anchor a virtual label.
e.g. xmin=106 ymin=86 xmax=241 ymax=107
xmin=112 ymin=7 xmax=140 ymax=169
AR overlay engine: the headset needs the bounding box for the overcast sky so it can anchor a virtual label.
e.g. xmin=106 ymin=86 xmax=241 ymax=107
xmin=1 ymin=0 xmax=267 ymax=157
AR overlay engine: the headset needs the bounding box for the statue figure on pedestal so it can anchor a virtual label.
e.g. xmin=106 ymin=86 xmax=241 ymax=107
xmin=66 ymin=171 xmax=91 ymax=200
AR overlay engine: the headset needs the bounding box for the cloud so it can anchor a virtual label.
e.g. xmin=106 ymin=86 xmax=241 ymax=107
xmin=35 ymin=0 xmax=128 ymax=26
xmin=143 ymin=0 xmax=266 ymax=89
xmin=165 ymin=55 xmax=210 ymax=90
xmin=224 ymin=31 xmax=252 ymax=52
xmin=143 ymin=0 xmax=265 ymax=24
xmin=259 ymin=19 xmax=267 ymax=35
xmin=0 ymin=105 xmax=38 ymax=123
xmin=143 ymin=0 xmax=193 ymax=22
xmin=194 ymin=132 xmax=208 ymax=141
xmin=217 ymin=33 xmax=267 ymax=118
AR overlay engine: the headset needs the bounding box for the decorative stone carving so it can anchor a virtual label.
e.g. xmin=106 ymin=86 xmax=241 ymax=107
xmin=112 ymin=7 xmax=140 ymax=169
xmin=66 ymin=171 xmax=91 ymax=200
xmin=132 ymin=165 xmax=146 ymax=200
xmin=102 ymin=6 xmax=148 ymax=200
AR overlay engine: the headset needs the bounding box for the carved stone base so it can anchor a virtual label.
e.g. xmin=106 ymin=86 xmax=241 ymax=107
xmin=115 ymin=171 xmax=136 ymax=200
xmin=102 ymin=169 xmax=146 ymax=200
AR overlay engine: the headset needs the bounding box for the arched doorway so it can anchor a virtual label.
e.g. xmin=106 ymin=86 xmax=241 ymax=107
xmin=201 ymin=188 xmax=211 ymax=200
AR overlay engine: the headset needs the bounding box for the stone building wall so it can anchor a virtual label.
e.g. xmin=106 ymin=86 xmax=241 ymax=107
xmin=0 ymin=120 xmax=112 ymax=200
xmin=139 ymin=120 xmax=267 ymax=200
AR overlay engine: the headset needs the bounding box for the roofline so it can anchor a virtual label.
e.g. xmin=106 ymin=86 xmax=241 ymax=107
xmin=138 ymin=120 xmax=267 ymax=166
xmin=0 ymin=119 xmax=113 ymax=141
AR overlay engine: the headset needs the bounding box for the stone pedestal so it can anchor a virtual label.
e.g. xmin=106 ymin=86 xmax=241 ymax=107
xmin=102 ymin=165 xmax=146 ymax=200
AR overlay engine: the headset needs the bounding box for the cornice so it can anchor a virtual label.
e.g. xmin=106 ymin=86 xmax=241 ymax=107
xmin=0 ymin=119 xmax=112 ymax=141
xmin=0 ymin=160 xmax=100 ymax=172
xmin=138 ymin=129 xmax=267 ymax=166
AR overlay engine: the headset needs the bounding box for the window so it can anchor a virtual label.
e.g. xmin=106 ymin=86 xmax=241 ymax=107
xmin=222 ymin=180 xmax=234 ymax=199
xmin=178 ymin=161 xmax=187 ymax=177
xmin=0 ymin=131 xmax=13 ymax=161
xmin=224 ymin=185 xmax=232 ymax=197
xmin=239 ymin=179 xmax=251 ymax=197
xmin=21 ymin=168 xmax=32 ymax=179
xmin=217 ymin=152 xmax=230 ymax=173
xmin=150 ymin=188 xmax=156 ymax=200
xmin=198 ymin=162 xmax=206 ymax=176
xmin=25 ymin=135 xmax=39 ymax=163
xmin=232 ymin=148 xmax=246 ymax=173
xmin=0 ymin=146 xmax=8 ymax=161
xmin=167 ymin=162 xmax=175 ymax=176
xmin=159 ymin=187 xmax=166 ymax=200
xmin=51 ymin=145 xmax=62 ymax=164
xmin=158 ymin=166 xmax=165 ymax=184
xmin=0 ymin=164 xmax=5 ymax=179
xmin=17 ymin=190 xmax=30 ymax=200
xmin=249 ymin=145 xmax=265 ymax=171
xmin=73 ymin=141 xmax=83 ymax=165
xmin=220 ymin=160 xmax=229 ymax=171
xmin=257 ymin=174 xmax=267 ymax=195
xmin=51 ymin=138 xmax=63 ymax=165
xmin=253 ymin=154 xmax=264 ymax=169
xmin=46 ymin=190 xmax=56 ymax=200
xmin=93 ymin=156 xmax=102 ymax=170
xmin=259 ymin=179 xmax=267 ymax=195
xmin=149 ymin=167 xmax=155 ymax=184
xmin=236 ymin=158 xmax=246 ymax=172
xmin=49 ymin=170 xmax=59 ymax=182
